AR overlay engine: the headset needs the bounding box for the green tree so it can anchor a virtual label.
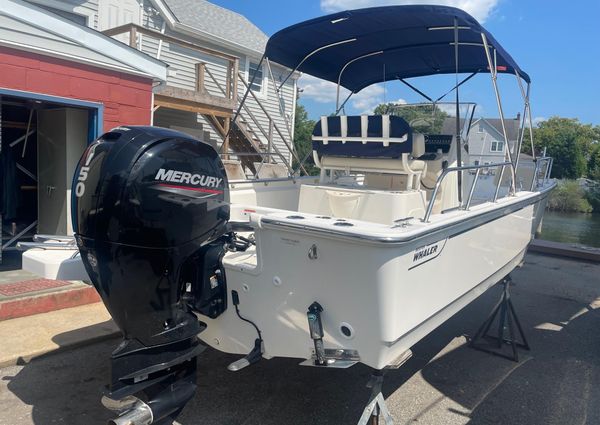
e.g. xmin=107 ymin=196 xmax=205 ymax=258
xmin=373 ymin=103 xmax=448 ymax=133
xmin=588 ymin=143 xmax=600 ymax=181
xmin=533 ymin=117 xmax=596 ymax=179
xmin=293 ymin=104 xmax=318 ymax=175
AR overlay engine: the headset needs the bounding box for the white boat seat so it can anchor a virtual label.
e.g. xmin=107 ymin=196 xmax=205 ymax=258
xmin=223 ymin=160 xmax=246 ymax=180
xmin=253 ymin=162 xmax=289 ymax=178
xmin=312 ymin=115 xmax=427 ymax=190
xmin=418 ymin=134 xmax=460 ymax=214
xmin=298 ymin=184 xmax=426 ymax=224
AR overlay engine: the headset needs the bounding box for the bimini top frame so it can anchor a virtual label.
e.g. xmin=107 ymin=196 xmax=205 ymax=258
xmin=265 ymin=5 xmax=530 ymax=92
xmin=243 ymin=5 xmax=539 ymax=201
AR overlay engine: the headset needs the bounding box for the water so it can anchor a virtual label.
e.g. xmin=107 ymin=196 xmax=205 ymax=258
xmin=538 ymin=211 xmax=600 ymax=248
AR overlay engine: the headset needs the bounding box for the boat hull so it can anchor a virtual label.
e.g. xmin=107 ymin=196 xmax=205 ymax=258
xmin=199 ymin=187 xmax=553 ymax=370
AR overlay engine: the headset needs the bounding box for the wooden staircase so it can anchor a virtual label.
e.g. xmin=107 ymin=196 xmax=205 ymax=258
xmin=204 ymin=114 xmax=264 ymax=173
xmin=102 ymin=24 xmax=299 ymax=176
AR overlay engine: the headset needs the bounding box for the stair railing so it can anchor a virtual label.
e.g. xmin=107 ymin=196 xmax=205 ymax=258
xmin=199 ymin=62 xmax=307 ymax=176
xmin=236 ymin=73 xmax=308 ymax=176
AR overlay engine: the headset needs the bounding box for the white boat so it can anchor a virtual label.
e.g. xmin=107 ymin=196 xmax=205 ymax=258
xmin=20 ymin=5 xmax=555 ymax=425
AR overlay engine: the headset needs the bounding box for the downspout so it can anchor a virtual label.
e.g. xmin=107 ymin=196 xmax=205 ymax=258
xmin=156 ymin=20 xmax=166 ymax=59
xmin=138 ymin=0 xmax=144 ymax=49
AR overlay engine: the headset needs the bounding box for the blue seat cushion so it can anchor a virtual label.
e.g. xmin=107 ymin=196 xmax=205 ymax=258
xmin=312 ymin=115 xmax=412 ymax=159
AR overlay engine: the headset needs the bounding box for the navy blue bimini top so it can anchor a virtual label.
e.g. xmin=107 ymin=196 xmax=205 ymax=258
xmin=265 ymin=5 xmax=529 ymax=93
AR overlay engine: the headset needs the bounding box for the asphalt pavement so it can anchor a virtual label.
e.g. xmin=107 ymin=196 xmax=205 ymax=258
xmin=1 ymin=252 xmax=599 ymax=425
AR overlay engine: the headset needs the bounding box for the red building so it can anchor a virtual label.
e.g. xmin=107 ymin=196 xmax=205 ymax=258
xmin=0 ymin=0 xmax=167 ymax=262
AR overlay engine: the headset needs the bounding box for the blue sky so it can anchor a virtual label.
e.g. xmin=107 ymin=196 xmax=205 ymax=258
xmin=212 ymin=0 xmax=600 ymax=125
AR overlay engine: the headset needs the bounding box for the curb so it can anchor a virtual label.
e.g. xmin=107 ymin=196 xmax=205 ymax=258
xmin=0 ymin=329 xmax=121 ymax=368
xmin=0 ymin=302 xmax=121 ymax=368
xmin=529 ymin=239 xmax=600 ymax=263
xmin=0 ymin=285 xmax=101 ymax=321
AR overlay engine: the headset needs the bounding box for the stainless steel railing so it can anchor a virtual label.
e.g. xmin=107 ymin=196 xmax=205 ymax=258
xmin=530 ymin=156 xmax=553 ymax=191
xmin=423 ymin=157 xmax=553 ymax=223
xmin=16 ymin=234 xmax=77 ymax=251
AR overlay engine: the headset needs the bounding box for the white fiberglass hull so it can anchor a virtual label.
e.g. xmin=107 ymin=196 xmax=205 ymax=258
xmin=20 ymin=180 xmax=554 ymax=371
xmin=199 ymin=183 xmax=554 ymax=370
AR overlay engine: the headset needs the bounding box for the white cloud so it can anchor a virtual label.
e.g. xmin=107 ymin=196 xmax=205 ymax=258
xmin=437 ymin=103 xmax=457 ymax=116
xmin=297 ymin=74 xmax=349 ymax=104
xmin=525 ymin=116 xmax=546 ymax=127
xmin=350 ymin=84 xmax=386 ymax=113
xmin=298 ymin=74 xmax=393 ymax=114
xmin=320 ymin=0 xmax=500 ymax=23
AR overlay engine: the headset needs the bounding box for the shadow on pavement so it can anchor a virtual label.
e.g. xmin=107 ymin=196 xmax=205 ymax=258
xmin=3 ymin=320 xmax=457 ymax=424
xmin=4 ymin=255 xmax=600 ymax=424
xmin=418 ymin=271 xmax=600 ymax=425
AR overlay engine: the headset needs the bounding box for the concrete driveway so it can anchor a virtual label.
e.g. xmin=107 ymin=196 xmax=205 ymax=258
xmin=1 ymin=253 xmax=599 ymax=425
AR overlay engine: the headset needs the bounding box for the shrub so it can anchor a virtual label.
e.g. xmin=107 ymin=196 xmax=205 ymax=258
xmin=547 ymin=180 xmax=593 ymax=213
xmin=585 ymin=183 xmax=600 ymax=212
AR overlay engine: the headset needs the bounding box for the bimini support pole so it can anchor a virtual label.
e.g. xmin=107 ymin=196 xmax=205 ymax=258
xmin=266 ymin=58 xmax=293 ymax=141
xmin=515 ymin=74 xmax=537 ymax=162
xmin=525 ymin=82 xmax=536 ymax=162
xmin=335 ymin=91 xmax=354 ymax=116
xmin=513 ymin=73 xmax=528 ymax=176
xmin=335 ymin=50 xmax=383 ymax=111
xmin=454 ymin=17 xmax=463 ymax=203
xmin=222 ymin=54 xmax=265 ymax=154
xmin=481 ymin=32 xmax=516 ymax=195
xmin=278 ymin=38 xmax=357 ymax=92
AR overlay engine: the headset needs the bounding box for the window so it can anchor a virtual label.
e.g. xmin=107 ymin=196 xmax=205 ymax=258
xmin=247 ymin=61 xmax=267 ymax=98
xmin=490 ymin=140 xmax=504 ymax=152
xmin=248 ymin=62 xmax=264 ymax=93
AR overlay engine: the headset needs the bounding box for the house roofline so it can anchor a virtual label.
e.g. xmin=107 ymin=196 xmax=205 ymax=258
xmin=0 ymin=40 xmax=165 ymax=80
xmin=148 ymin=0 xmax=299 ymax=78
xmin=175 ymin=22 xmax=264 ymax=58
xmin=148 ymin=0 xmax=263 ymax=56
xmin=3 ymin=0 xmax=167 ymax=81
xmin=471 ymin=117 xmax=516 ymax=141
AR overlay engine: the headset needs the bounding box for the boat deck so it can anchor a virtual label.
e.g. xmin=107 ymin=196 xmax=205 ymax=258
xmin=2 ymin=251 xmax=599 ymax=424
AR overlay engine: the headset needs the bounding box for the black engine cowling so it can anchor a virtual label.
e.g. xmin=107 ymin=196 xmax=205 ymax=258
xmin=72 ymin=126 xmax=230 ymax=423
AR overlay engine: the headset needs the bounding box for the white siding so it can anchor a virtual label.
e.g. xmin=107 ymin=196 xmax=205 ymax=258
xmin=137 ymin=3 xmax=296 ymax=165
xmin=41 ymin=0 xmax=298 ymax=164
xmin=25 ymin=0 xmax=99 ymax=28
xmin=0 ymin=13 xmax=140 ymax=71
xmin=467 ymin=120 xmax=510 ymax=165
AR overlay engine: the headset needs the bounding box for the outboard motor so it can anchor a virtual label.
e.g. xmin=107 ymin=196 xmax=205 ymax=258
xmin=72 ymin=126 xmax=230 ymax=424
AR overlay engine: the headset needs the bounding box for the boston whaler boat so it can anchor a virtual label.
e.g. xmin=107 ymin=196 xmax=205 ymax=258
xmin=20 ymin=5 xmax=555 ymax=424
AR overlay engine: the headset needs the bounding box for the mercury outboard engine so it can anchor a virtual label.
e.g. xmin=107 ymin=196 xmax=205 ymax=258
xmin=72 ymin=126 xmax=230 ymax=424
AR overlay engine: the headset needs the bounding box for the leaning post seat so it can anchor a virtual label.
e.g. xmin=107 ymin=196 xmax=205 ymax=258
xmin=311 ymin=115 xmax=426 ymax=190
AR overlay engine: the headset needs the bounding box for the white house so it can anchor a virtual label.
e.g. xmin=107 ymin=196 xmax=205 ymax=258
xmin=465 ymin=116 xmax=520 ymax=168
xmin=0 ymin=0 xmax=299 ymax=262
xmin=23 ymin=0 xmax=299 ymax=175
xmin=442 ymin=115 xmax=520 ymax=173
